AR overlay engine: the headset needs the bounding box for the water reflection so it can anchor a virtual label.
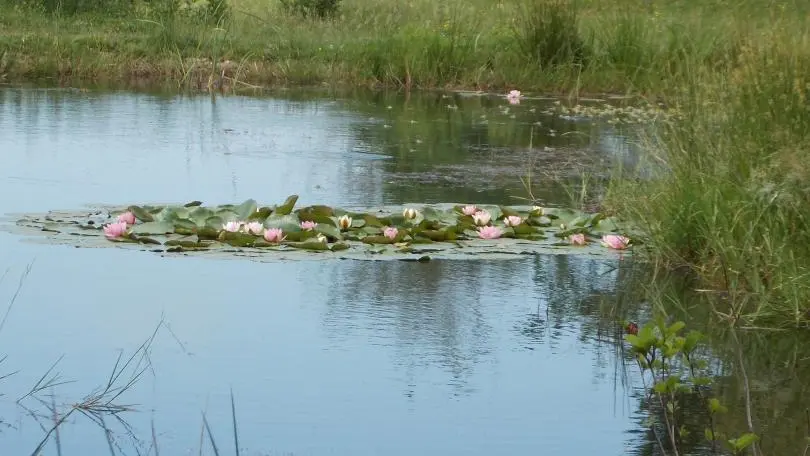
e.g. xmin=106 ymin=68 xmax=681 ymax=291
xmin=0 ymin=87 xmax=636 ymax=213
xmin=0 ymin=245 xmax=642 ymax=455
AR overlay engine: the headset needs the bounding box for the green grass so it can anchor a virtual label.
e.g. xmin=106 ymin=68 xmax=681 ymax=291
xmin=603 ymin=14 xmax=810 ymax=327
xmin=0 ymin=0 xmax=788 ymax=94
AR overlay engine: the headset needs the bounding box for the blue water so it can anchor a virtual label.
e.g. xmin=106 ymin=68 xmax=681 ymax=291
xmin=0 ymin=87 xmax=644 ymax=455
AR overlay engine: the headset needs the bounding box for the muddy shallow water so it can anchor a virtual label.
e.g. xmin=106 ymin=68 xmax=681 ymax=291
xmin=8 ymin=87 xmax=804 ymax=456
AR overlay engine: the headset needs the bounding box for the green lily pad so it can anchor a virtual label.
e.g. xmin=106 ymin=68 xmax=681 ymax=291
xmin=275 ymin=194 xmax=299 ymax=216
xmin=4 ymin=201 xmax=636 ymax=262
xmin=130 ymin=221 xmax=175 ymax=235
xmin=127 ymin=205 xmax=154 ymax=222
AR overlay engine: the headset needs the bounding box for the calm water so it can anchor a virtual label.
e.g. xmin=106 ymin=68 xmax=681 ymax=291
xmin=1 ymin=87 xmax=805 ymax=456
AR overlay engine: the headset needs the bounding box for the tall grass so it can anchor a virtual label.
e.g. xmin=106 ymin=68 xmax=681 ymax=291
xmin=0 ymin=0 xmax=782 ymax=93
xmin=604 ymin=13 xmax=810 ymax=326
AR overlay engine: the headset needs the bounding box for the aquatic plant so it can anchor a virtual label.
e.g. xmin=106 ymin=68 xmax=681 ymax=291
xmin=7 ymin=195 xmax=637 ymax=261
xmin=625 ymin=318 xmax=760 ymax=456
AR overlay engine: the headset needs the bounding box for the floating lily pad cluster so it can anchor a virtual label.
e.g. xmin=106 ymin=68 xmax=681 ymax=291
xmin=8 ymin=195 xmax=634 ymax=261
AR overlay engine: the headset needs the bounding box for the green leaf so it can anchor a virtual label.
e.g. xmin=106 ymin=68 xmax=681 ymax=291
xmin=315 ymin=224 xmax=342 ymax=240
xmin=512 ymin=223 xmax=537 ymax=235
xmin=728 ymin=433 xmax=759 ymax=452
xmin=235 ymin=199 xmax=258 ymax=220
xmin=708 ymin=398 xmax=727 ymax=414
xmin=217 ymin=231 xmax=256 ymax=247
xmin=362 ymin=235 xmax=395 ymax=245
xmin=127 ymin=205 xmax=154 ymax=222
xmin=667 ymin=321 xmax=686 ymax=335
xmin=183 ymin=200 xmax=203 ymax=207
xmin=130 ymin=221 xmax=175 ymax=235
xmin=247 ymin=207 xmax=273 ymax=221
xmin=297 ymin=205 xmax=335 ymax=219
xmin=275 ymin=194 xmax=299 ymax=215
xmin=330 ymin=242 xmax=350 ymax=251
xmin=417 ymin=230 xmax=446 ymax=241
xmin=290 ymin=240 xmax=329 ymax=251
xmin=705 ymin=428 xmax=716 ymax=441
xmin=264 ymin=214 xmax=301 ymax=232
xmin=189 ymin=207 xmax=214 ymax=226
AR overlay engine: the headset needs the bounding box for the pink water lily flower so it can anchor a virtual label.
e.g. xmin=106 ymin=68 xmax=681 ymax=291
xmin=103 ymin=221 xmax=128 ymax=239
xmin=117 ymin=211 xmax=136 ymax=225
xmin=383 ymin=226 xmax=398 ymax=240
xmin=244 ymin=221 xmax=264 ymax=235
xmin=478 ymin=225 xmax=503 ymax=240
xmin=472 ymin=210 xmax=491 ymax=226
xmin=601 ymin=234 xmax=630 ymax=250
xmin=507 ymin=90 xmax=521 ymax=105
xmin=461 ymin=205 xmax=478 ymax=216
xmin=223 ymin=221 xmax=242 ymax=232
xmin=300 ymin=220 xmax=317 ymax=231
xmin=503 ymin=215 xmax=523 ymax=227
xmin=569 ymin=233 xmax=586 ymax=246
xmin=263 ymin=228 xmax=285 ymax=243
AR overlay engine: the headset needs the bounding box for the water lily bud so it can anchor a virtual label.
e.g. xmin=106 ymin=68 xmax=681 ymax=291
xmin=338 ymin=215 xmax=352 ymax=230
xmin=403 ymin=208 xmax=418 ymax=220
xmin=316 ymin=233 xmax=328 ymax=243
xmin=531 ymin=206 xmax=544 ymax=216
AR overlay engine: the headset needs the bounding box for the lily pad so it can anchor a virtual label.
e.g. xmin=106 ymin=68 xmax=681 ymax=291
xmin=2 ymin=201 xmax=639 ymax=263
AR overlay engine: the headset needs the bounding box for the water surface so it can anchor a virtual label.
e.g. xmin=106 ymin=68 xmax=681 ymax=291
xmin=0 ymin=87 xmax=747 ymax=456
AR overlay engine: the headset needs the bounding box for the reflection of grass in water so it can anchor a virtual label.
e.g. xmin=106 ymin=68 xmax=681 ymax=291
xmin=0 ymin=265 xmax=243 ymax=455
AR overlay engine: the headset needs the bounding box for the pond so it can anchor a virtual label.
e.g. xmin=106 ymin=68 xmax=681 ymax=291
xmin=0 ymin=87 xmax=807 ymax=456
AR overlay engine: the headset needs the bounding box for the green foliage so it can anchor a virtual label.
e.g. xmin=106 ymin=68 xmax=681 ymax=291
xmin=606 ymin=27 xmax=810 ymax=325
xmin=33 ymin=0 xmax=132 ymax=15
xmin=512 ymin=0 xmax=587 ymax=69
xmin=280 ymin=0 xmax=340 ymax=19
xmin=15 ymin=198 xmax=637 ymax=259
xmin=626 ymin=318 xmax=760 ymax=455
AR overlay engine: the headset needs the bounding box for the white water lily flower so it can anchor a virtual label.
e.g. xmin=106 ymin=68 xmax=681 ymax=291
xmin=338 ymin=215 xmax=352 ymax=230
xmin=402 ymin=208 xmax=419 ymax=220
xmin=316 ymin=233 xmax=328 ymax=243
xmin=531 ymin=206 xmax=544 ymax=216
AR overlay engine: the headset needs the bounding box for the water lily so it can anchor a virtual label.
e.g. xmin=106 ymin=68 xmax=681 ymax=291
xmin=300 ymin=220 xmax=317 ymax=231
xmin=503 ymin=215 xmax=523 ymax=227
xmin=601 ymin=234 xmax=630 ymax=250
xmin=461 ymin=205 xmax=478 ymax=216
xmin=507 ymin=89 xmax=521 ymax=105
xmin=383 ymin=226 xmax=398 ymax=240
xmin=569 ymin=233 xmax=586 ymax=246
xmin=103 ymin=221 xmax=128 ymax=239
xmin=338 ymin=215 xmax=352 ymax=230
xmin=316 ymin=233 xmax=328 ymax=243
xmin=263 ymin=228 xmax=285 ymax=243
xmin=478 ymin=225 xmax=502 ymax=239
xmin=223 ymin=221 xmax=242 ymax=232
xmin=530 ymin=206 xmax=544 ymax=216
xmin=402 ymin=208 xmax=419 ymax=220
xmin=116 ymin=211 xmax=136 ymax=225
xmin=244 ymin=221 xmax=264 ymax=235
xmin=472 ymin=210 xmax=491 ymax=226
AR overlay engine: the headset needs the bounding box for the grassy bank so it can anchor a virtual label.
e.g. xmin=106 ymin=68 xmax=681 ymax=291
xmin=0 ymin=0 xmax=789 ymax=94
xmin=602 ymin=9 xmax=810 ymax=327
